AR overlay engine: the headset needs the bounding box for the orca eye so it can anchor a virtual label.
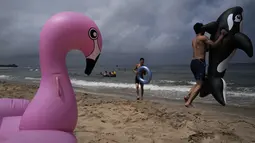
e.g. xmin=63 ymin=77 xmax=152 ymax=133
xmin=234 ymin=14 xmax=241 ymax=22
xmin=88 ymin=28 xmax=98 ymax=40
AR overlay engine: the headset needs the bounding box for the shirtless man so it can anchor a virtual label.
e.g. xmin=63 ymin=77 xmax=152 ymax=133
xmin=133 ymin=58 xmax=146 ymax=100
xmin=184 ymin=22 xmax=227 ymax=107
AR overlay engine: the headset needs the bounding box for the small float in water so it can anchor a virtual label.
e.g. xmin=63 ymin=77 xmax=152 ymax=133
xmin=100 ymin=71 xmax=116 ymax=77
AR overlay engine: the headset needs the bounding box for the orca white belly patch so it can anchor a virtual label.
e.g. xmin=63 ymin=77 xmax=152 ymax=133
xmin=217 ymin=49 xmax=236 ymax=73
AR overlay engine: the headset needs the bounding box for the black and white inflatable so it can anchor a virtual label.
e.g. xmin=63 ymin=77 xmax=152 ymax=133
xmin=199 ymin=6 xmax=253 ymax=106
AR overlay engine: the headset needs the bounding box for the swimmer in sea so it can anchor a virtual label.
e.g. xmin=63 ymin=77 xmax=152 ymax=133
xmin=133 ymin=58 xmax=146 ymax=100
xmin=185 ymin=22 xmax=227 ymax=107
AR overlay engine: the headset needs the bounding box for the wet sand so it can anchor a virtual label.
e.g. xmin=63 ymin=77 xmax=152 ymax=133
xmin=0 ymin=81 xmax=255 ymax=143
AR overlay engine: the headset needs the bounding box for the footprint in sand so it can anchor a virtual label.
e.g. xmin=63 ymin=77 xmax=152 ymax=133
xmin=188 ymin=131 xmax=242 ymax=143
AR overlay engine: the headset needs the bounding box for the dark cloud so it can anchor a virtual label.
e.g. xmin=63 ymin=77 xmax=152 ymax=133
xmin=0 ymin=0 xmax=254 ymax=65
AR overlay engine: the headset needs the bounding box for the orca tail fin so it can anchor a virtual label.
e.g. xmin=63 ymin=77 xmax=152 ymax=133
xmin=199 ymin=77 xmax=227 ymax=106
xmin=210 ymin=77 xmax=227 ymax=106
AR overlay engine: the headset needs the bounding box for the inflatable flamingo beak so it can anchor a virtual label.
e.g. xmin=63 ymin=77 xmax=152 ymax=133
xmin=85 ymin=55 xmax=100 ymax=75
xmin=84 ymin=28 xmax=102 ymax=76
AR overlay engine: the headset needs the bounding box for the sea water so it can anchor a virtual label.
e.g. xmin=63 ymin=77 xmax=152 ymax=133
xmin=0 ymin=63 xmax=255 ymax=106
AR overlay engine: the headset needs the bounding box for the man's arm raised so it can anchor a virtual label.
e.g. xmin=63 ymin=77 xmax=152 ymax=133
xmin=198 ymin=29 xmax=227 ymax=47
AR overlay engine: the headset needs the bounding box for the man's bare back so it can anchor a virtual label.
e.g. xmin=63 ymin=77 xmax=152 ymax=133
xmin=192 ymin=37 xmax=206 ymax=60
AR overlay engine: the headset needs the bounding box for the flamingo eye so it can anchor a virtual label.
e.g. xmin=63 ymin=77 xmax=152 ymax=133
xmin=88 ymin=28 xmax=98 ymax=40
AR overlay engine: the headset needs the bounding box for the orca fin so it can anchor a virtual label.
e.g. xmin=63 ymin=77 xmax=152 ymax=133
xmin=209 ymin=77 xmax=227 ymax=106
xmin=234 ymin=32 xmax=253 ymax=57
xmin=202 ymin=21 xmax=218 ymax=35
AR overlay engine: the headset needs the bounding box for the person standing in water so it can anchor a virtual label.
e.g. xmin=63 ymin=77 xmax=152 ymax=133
xmin=133 ymin=58 xmax=146 ymax=100
xmin=185 ymin=22 xmax=227 ymax=107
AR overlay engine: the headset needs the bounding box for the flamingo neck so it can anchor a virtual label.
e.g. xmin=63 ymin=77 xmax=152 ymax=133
xmin=39 ymin=46 xmax=69 ymax=79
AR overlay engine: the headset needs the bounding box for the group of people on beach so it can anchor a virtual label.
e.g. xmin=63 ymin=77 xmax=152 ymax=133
xmin=133 ymin=23 xmax=228 ymax=107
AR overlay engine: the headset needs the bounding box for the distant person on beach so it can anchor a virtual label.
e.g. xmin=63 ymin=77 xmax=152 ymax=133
xmin=133 ymin=58 xmax=146 ymax=100
xmin=184 ymin=22 xmax=227 ymax=107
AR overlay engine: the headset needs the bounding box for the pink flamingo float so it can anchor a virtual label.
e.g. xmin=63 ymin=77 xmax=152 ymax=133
xmin=0 ymin=12 xmax=102 ymax=143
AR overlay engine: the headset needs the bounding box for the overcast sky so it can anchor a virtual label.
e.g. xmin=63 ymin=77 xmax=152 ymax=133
xmin=0 ymin=0 xmax=254 ymax=66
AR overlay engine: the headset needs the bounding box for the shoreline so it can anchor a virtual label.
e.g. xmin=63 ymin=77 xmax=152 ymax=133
xmin=1 ymin=81 xmax=255 ymax=142
xmin=2 ymin=79 xmax=255 ymax=108
xmin=1 ymin=73 xmax=255 ymax=106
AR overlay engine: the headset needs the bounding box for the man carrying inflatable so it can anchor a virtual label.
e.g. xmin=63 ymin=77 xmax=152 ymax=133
xmin=133 ymin=58 xmax=146 ymax=100
xmin=184 ymin=23 xmax=227 ymax=107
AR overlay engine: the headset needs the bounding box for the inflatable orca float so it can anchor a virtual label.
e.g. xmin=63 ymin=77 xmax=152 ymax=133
xmin=199 ymin=6 xmax=253 ymax=106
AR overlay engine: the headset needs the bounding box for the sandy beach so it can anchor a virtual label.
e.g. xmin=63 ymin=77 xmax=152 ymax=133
xmin=0 ymin=81 xmax=255 ymax=143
